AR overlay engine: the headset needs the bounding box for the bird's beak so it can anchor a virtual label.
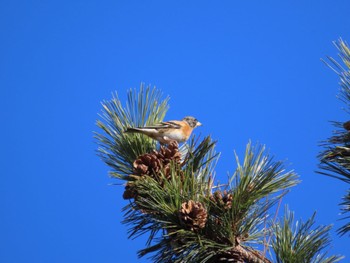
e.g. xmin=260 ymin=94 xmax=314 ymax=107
xmin=197 ymin=122 xmax=202 ymax=127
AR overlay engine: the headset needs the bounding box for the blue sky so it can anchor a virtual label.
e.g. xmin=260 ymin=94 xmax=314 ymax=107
xmin=1 ymin=0 xmax=350 ymax=262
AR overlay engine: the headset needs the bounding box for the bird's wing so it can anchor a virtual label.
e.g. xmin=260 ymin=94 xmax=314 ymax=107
xmin=160 ymin=121 xmax=182 ymax=129
xmin=136 ymin=121 xmax=182 ymax=130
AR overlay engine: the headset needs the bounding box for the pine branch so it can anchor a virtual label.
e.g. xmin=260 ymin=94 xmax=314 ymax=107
xmin=95 ymin=84 xmax=169 ymax=179
xmin=271 ymin=207 xmax=343 ymax=263
xmin=227 ymin=142 xmax=300 ymax=245
xmin=96 ymin=85 xmax=340 ymax=262
xmin=123 ymin=142 xmax=299 ymax=262
xmin=319 ymin=38 xmax=350 ymax=235
xmin=338 ymin=190 xmax=350 ymax=235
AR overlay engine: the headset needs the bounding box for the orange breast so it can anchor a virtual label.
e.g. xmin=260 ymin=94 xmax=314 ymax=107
xmin=164 ymin=120 xmax=193 ymax=142
xmin=180 ymin=122 xmax=192 ymax=140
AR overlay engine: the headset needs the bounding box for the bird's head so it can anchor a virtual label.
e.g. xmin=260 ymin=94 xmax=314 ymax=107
xmin=183 ymin=116 xmax=202 ymax=128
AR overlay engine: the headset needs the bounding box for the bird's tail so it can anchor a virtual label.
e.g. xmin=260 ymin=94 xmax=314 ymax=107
xmin=124 ymin=127 xmax=142 ymax=133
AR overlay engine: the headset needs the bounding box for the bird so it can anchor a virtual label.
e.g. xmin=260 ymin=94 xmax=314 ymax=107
xmin=124 ymin=116 xmax=202 ymax=144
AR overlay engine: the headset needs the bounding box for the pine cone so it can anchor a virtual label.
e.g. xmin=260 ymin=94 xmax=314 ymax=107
xmin=123 ymin=182 xmax=137 ymax=200
xmin=179 ymin=200 xmax=207 ymax=231
xmin=344 ymin=120 xmax=350 ymax=131
xmin=132 ymin=142 xmax=182 ymax=183
xmin=133 ymin=153 xmax=162 ymax=176
xmin=156 ymin=141 xmax=181 ymax=165
xmin=210 ymin=190 xmax=233 ymax=211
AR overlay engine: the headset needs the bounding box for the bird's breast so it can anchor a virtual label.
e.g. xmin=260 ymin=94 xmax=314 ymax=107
xmin=165 ymin=129 xmax=187 ymax=142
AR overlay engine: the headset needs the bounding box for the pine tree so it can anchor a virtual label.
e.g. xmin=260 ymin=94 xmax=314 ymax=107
xmin=96 ymin=85 xmax=342 ymax=262
xmin=319 ymin=39 xmax=350 ymax=236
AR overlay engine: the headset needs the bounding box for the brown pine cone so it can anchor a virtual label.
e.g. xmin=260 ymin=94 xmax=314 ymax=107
xmin=179 ymin=200 xmax=207 ymax=231
xmin=344 ymin=120 xmax=350 ymax=131
xmin=133 ymin=153 xmax=162 ymax=176
xmin=210 ymin=190 xmax=233 ymax=211
xmin=123 ymin=182 xmax=137 ymax=200
xmin=156 ymin=141 xmax=181 ymax=165
xmin=132 ymin=142 xmax=182 ymax=183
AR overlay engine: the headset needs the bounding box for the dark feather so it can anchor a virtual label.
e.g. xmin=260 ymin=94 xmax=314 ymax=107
xmin=126 ymin=121 xmax=181 ymax=131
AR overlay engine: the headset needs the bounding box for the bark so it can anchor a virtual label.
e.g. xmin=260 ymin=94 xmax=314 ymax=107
xmin=236 ymin=245 xmax=272 ymax=263
xmin=213 ymin=245 xmax=272 ymax=263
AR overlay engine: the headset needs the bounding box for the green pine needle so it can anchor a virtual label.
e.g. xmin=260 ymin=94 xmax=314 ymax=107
xmin=96 ymin=85 xmax=340 ymax=262
xmin=319 ymin=38 xmax=350 ymax=235
xmin=228 ymin=142 xmax=300 ymax=244
xmin=95 ymin=84 xmax=169 ymax=179
xmin=272 ymin=206 xmax=343 ymax=263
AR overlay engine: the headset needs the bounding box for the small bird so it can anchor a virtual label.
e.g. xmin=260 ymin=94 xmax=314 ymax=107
xmin=124 ymin=116 xmax=202 ymax=144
